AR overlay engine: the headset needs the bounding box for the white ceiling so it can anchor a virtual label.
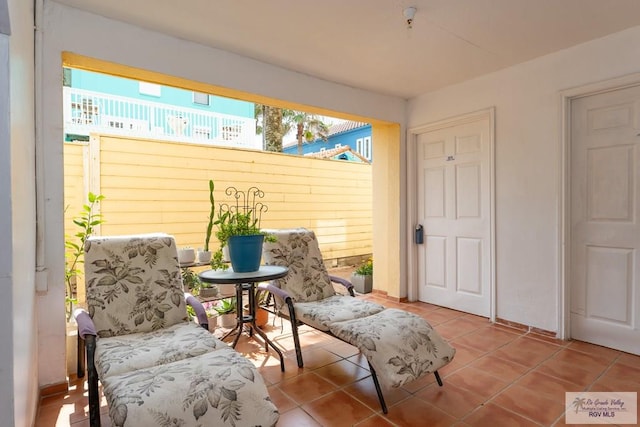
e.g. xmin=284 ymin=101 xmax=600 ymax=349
xmin=54 ymin=0 xmax=640 ymax=99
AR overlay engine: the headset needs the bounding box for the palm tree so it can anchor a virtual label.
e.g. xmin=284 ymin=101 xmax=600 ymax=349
xmin=292 ymin=112 xmax=329 ymax=155
xmin=255 ymin=105 xmax=288 ymax=152
xmin=256 ymin=106 xmax=329 ymax=155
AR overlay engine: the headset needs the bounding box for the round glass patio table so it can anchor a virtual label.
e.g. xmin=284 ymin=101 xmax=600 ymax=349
xmin=199 ymin=265 xmax=288 ymax=371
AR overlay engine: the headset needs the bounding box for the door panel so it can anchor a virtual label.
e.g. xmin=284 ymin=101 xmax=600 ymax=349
xmin=457 ymin=237 xmax=482 ymax=294
xmin=417 ymin=118 xmax=491 ymax=317
xmin=585 ymin=246 xmax=632 ymax=324
xmin=588 ymin=145 xmax=633 ymax=221
xmin=426 ymin=236 xmax=446 ymax=288
xmin=456 ymin=163 xmax=481 ymax=218
xmin=570 ymin=85 xmax=640 ymax=355
xmin=425 ymin=168 xmax=445 ymax=217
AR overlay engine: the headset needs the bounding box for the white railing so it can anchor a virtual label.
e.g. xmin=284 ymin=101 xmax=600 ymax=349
xmin=63 ymin=87 xmax=259 ymax=149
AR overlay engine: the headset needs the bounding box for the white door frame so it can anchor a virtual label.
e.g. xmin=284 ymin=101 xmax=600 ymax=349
xmin=406 ymin=107 xmax=496 ymax=322
xmin=559 ymin=72 xmax=640 ymax=340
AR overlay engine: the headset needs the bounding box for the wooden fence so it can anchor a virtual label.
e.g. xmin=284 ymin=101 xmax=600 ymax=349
xmin=63 ymin=134 xmax=373 ymax=264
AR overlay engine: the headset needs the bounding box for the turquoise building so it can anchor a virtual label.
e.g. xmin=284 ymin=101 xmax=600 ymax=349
xmin=63 ymin=68 xmax=258 ymax=148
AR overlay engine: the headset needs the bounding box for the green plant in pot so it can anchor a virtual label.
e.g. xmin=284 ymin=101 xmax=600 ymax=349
xmin=213 ymin=186 xmax=275 ymax=273
xmin=214 ymin=297 xmax=237 ymax=328
xmin=210 ymin=247 xmax=228 ymax=271
xmin=355 ymin=257 xmax=373 ymax=276
xmin=181 ymin=267 xmax=202 ymax=293
xmin=64 ymin=192 xmax=105 ymax=321
xmin=351 ymin=257 xmax=373 ymax=294
xmin=181 ymin=266 xmax=219 ymax=298
xmin=203 ymin=303 xmax=219 ymax=332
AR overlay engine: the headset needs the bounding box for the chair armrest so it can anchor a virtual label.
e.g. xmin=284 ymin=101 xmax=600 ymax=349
xmin=72 ymin=308 xmax=98 ymax=398
xmin=257 ymin=282 xmax=293 ymax=303
xmin=330 ymin=275 xmax=355 ymax=297
xmin=185 ymin=293 xmax=208 ymax=329
xmin=73 ymin=308 xmax=97 ymax=339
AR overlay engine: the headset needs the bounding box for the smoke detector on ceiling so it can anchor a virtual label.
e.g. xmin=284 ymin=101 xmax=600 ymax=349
xmin=403 ymin=6 xmax=417 ymax=29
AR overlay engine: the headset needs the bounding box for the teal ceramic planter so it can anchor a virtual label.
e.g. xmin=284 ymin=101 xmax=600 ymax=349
xmin=227 ymin=234 xmax=265 ymax=272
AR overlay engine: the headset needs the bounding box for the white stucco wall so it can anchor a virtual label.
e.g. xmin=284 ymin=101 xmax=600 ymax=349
xmin=0 ymin=32 xmax=15 ymax=427
xmin=2 ymin=0 xmax=39 ymax=425
xmin=39 ymin=1 xmax=406 ymax=388
xmin=407 ymin=25 xmax=640 ymax=333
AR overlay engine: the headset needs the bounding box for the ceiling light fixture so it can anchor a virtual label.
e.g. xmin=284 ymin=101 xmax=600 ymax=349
xmin=403 ymin=6 xmax=417 ymax=29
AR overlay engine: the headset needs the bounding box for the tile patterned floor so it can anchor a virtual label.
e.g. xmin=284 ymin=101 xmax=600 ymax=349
xmin=35 ymin=290 xmax=640 ymax=426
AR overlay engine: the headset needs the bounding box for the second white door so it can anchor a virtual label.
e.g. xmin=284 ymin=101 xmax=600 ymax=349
xmin=416 ymin=116 xmax=492 ymax=317
xmin=570 ymin=84 xmax=640 ymax=355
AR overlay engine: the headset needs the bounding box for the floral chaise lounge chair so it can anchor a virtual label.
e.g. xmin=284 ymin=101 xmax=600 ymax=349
xmin=260 ymin=228 xmax=456 ymax=413
xmin=74 ymin=233 xmax=279 ymax=427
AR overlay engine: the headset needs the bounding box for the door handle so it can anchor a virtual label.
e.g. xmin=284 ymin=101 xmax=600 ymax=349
xmin=415 ymin=225 xmax=424 ymax=244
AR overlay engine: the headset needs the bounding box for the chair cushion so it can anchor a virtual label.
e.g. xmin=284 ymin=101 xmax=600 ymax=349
xmin=262 ymin=228 xmax=336 ymax=303
xmin=328 ymin=308 xmax=456 ymax=388
xmin=293 ymin=295 xmax=385 ymax=331
xmin=85 ymin=234 xmax=187 ymax=337
xmin=95 ymin=321 xmax=228 ymax=379
xmin=102 ymin=346 xmax=279 ymax=427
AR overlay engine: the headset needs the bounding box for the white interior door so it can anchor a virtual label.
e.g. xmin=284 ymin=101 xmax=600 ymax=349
xmin=417 ymin=117 xmax=491 ymax=317
xmin=570 ymin=85 xmax=640 ymax=355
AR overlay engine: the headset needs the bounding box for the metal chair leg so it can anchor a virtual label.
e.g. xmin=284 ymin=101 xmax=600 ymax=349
xmin=85 ymin=336 xmax=101 ymax=427
xmin=286 ymin=299 xmax=304 ymax=368
xmin=368 ymin=362 xmax=388 ymax=414
xmin=77 ymin=332 xmax=86 ymax=378
xmin=434 ymin=370 xmax=443 ymax=386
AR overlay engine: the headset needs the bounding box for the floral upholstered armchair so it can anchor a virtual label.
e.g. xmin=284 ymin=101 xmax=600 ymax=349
xmin=260 ymin=228 xmax=386 ymax=368
xmin=74 ymin=233 xmax=278 ymax=427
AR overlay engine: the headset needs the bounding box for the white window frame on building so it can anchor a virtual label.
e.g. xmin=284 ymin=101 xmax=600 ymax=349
xmin=139 ymin=81 xmax=161 ymax=97
xmin=192 ymin=92 xmax=210 ymax=106
xmin=356 ymin=136 xmax=372 ymax=160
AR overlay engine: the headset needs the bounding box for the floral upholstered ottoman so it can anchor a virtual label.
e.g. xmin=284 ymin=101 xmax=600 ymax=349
xmin=101 ymin=346 xmax=278 ymax=426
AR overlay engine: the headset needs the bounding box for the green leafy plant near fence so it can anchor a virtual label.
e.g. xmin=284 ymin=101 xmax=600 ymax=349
xmin=355 ymin=257 xmax=373 ymax=275
xmin=64 ymin=192 xmax=105 ymax=320
xmin=181 ymin=267 xmax=202 ymax=294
